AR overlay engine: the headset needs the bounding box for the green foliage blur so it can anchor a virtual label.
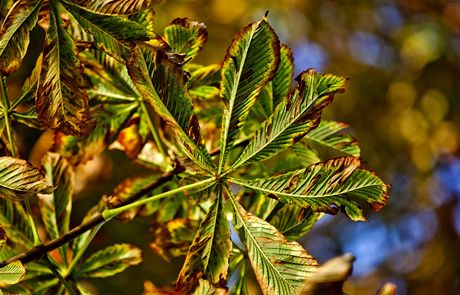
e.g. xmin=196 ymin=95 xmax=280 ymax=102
xmin=5 ymin=0 xmax=460 ymax=294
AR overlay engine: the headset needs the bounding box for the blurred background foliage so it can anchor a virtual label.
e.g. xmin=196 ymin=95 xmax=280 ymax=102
xmin=5 ymin=0 xmax=460 ymax=294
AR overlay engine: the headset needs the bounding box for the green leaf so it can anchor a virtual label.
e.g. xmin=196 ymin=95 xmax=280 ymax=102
xmin=61 ymin=0 xmax=155 ymax=63
xmin=164 ymin=18 xmax=207 ymax=61
xmin=218 ymin=18 xmax=280 ymax=174
xmin=0 ymin=0 xmax=43 ymax=75
xmin=126 ymin=44 xmax=216 ymax=173
xmin=82 ymin=50 xmax=139 ymax=100
xmin=0 ymin=261 xmax=26 ymax=285
xmin=0 ymin=156 xmax=52 ymax=201
xmin=75 ymin=0 xmax=158 ymax=15
xmin=0 ymin=198 xmax=34 ymax=247
xmin=268 ymin=205 xmax=319 ymax=241
xmin=231 ymin=157 xmax=390 ymax=221
xmin=188 ymin=63 xmax=221 ymax=89
xmin=188 ymin=63 xmax=221 ymax=100
xmin=253 ymin=44 xmax=294 ymax=119
xmin=291 ymin=143 xmax=320 ymax=165
xmin=75 ymin=244 xmax=142 ymax=278
xmin=297 ymin=254 xmax=354 ymax=295
xmin=177 ymin=187 xmax=231 ymax=291
xmin=230 ymin=69 xmax=346 ymax=172
xmin=39 ymin=153 xmax=73 ymax=240
xmin=129 ymin=8 xmax=155 ymax=31
xmin=228 ymin=189 xmax=319 ymax=295
xmin=306 ymin=121 xmax=360 ymax=157
xmin=36 ymin=2 xmax=93 ymax=136
xmin=272 ymin=44 xmax=294 ymax=107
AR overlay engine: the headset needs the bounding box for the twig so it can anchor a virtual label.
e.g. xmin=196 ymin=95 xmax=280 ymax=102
xmin=0 ymin=169 xmax=179 ymax=267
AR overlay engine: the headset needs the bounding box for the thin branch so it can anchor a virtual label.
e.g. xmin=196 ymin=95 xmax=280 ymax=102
xmin=0 ymin=168 xmax=180 ymax=267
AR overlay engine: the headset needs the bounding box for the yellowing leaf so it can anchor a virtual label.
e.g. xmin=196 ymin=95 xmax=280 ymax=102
xmin=0 ymin=261 xmax=25 ymax=285
xmin=0 ymin=156 xmax=52 ymax=201
xmin=0 ymin=0 xmax=43 ymax=75
xmin=164 ymin=18 xmax=207 ymax=61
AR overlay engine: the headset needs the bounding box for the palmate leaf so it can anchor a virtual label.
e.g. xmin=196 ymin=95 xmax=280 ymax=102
xmin=306 ymin=121 xmax=360 ymax=157
xmin=218 ymin=17 xmax=280 ymax=174
xmin=0 ymin=156 xmax=52 ymax=201
xmin=228 ymin=188 xmax=319 ymax=295
xmin=39 ymin=153 xmax=73 ymax=239
xmin=230 ymin=69 xmax=346 ymax=172
xmin=0 ymin=261 xmax=25 ymax=285
xmin=0 ymin=198 xmax=33 ymax=247
xmin=231 ymin=157 xmax=389 ymax=221
xmin=36 ymin=1 xmax=93 ymax=136
xmin=164 ymin=18 xmax=207 ymax=61
xmin=61 ymin=0 xmax=155 ymax=63
xmin=127 ymin=44 xmax=216 ymax=173
xmin=75 ymin=0 xmax=158 ymax=15
xmin=177 ymin=187 xmax=231 ymax=291
xmin=75 ymin=244 xmax=142 ymax=278
xmin=0 ymin=0 xmax=43 ymax=75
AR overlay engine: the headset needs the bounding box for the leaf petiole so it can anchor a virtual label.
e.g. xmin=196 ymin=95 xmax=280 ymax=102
xmin=102 ymin=177 xmax=216 ymax=220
